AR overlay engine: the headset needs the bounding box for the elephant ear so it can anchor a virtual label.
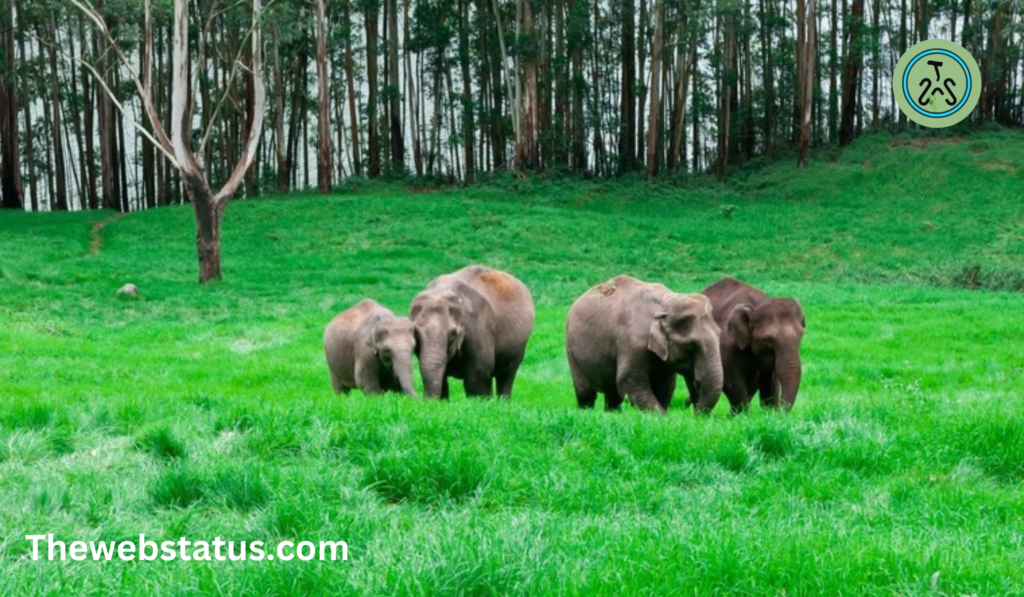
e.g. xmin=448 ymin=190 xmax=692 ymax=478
xmin=366 ymin=320 xmax=382 ymax=355
xmin=727 ymin=305 xmax=753 ymax=350
xmin=647 ymin=312 xmax=670 ymax=361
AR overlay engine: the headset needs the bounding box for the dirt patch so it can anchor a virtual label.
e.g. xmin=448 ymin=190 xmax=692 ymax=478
xmin=88 ymin=212 xmax=128 ymax=255
xmin=889 ymin=136 xmax=964 ymax=150
xmin=979 ymin=161 xmax=1019 ymax=174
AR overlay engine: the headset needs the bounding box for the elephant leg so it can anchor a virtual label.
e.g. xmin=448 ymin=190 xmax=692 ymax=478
xmin=758 ymin=369 xmax=780 ymax=408
xmin=496 ymin=356 xmax=523 ymax=400
xmin=329 ymin=369 xmax=352 ymax=395
xmin=354 ymin=360 xmax=383 ymax=395
xmin=441 ymin=376 xmax=450 ymax=400
xmin=569 ymin=357 xmax=597 ymax=409
xmin=380 ymin=374 xmax=401 ymax=394
xmin=603 ymin=389 xmax=624 ymax=411
xmin=724 ymin=382 xmax=757 ymax=415
xmin=618 ymin=377 xmax=666 ymax=414
xmin=652 ymin=371 xmax=678 ymax=411
xmin=617 ymin=356 xmax=666 ymax=414
xmin=464 ymin=369 xmax=494 ymax=398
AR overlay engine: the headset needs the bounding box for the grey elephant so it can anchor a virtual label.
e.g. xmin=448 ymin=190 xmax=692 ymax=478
xmin=323 ymin=299 xmax=418 ymax=396
xmin=701 ymin=277 xmax=805 ymax=413
xmin=565 ymin=276 xmax=724 ymax=414
xmin=410 ymin=265 xmax=535 ymax=399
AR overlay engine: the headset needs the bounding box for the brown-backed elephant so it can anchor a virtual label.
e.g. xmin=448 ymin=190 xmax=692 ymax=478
xmin=701 ymin=277 xmax=805 ymax=413
xmin=410 ymin=265 xmax=535 ymax=399
xmin=323 ymin=299 xmax=417 ymax=396
xmin=565 ymin=276 xmax=724 ymax=414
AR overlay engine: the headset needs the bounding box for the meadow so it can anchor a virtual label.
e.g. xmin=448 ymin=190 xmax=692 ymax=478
xmin=1 ymin=131 xmax=1023 ymax=596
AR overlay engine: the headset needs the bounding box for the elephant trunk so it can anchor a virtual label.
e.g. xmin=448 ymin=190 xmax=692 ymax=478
xmin=775 ymin=349 xmax=802 ymax=411
xmin=694 ymin=337 xmax=724 ymax=411
xmin=419 ymin=341 xmax=448 ymax=399
xmin=394 ymin=352 xmax=418 ymax=398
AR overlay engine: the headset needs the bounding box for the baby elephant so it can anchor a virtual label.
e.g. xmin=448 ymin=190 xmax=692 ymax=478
xmin=566 ymin=276 xmax=724 ymax=414
xmin=323 ymin=299 xmax=417 ymax=396
xmin=702 ymin=277 xmax=805 ymax=413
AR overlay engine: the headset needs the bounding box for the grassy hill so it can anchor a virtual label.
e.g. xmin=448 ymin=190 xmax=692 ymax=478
xmin=1 ymin=131 xmax=1023 ymax=595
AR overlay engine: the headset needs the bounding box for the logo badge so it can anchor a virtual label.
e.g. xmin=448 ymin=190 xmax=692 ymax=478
xmin=893 ymin=39 xmax=980 ymax=128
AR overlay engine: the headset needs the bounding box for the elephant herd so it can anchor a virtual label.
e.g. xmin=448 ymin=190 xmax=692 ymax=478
xmin=324 ymin=265 xmax=806 ymax=414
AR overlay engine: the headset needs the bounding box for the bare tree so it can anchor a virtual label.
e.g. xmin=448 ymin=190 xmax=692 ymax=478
xmin=74 ymin=0 xmax=266 ymax=283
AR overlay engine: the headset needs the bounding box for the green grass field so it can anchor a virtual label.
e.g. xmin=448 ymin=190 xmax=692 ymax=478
xmin=1 ymin=131 xmax=1023 ymax=595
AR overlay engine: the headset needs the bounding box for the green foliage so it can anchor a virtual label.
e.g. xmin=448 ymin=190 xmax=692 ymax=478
xmin=135 ymin=425 xmax=188 ymax=461
xmin=1 ymin=133 xmax=1023 ymax=594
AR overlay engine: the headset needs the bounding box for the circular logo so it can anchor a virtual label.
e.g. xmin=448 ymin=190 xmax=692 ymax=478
xmin=893 ymin=39 xmax=980 ymax=127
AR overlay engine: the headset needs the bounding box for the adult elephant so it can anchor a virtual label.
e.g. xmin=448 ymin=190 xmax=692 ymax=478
xmin=410 ymin=265 xmax=535 ymax=399
xmin=702 ymin=277 xmax=805 ymax=413
xmin=565 ymin=276 xmax=724 ymax=414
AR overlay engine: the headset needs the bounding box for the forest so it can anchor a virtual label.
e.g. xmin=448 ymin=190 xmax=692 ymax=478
xmin=0 ymin=0 xmax=1022 ymax=216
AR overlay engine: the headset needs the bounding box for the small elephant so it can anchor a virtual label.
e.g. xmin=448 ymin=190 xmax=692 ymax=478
xmin=323 ymin=299 xmax=418 ymax=396
xmin=702 ymin=277 xmax=805 ymax=413
xmin=565 ymin=276 xmax=724 ymax=414
xmin=410 ymin=265 xmax=535 ymax=399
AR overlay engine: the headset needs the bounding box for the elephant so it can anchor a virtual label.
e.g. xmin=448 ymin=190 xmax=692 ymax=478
xmin=323 ymin=299 xmax=418 ymax=396
xmin=410 ymin=265 xmax=535 ymax=399
xmin=701 ymin=277 xmax=805 ymax=413
xmin=565 ymin=276 xmax=725 ymax=414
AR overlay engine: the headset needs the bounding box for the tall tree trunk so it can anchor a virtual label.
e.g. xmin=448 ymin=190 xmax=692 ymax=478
xmin=47 ymin=14 xmax=68 ymax=210
xmin=0 ymin=0 xmax=23 ymax=209
xmin=759 ymin=0 xmax=775 ymax=154
xmin=871 ymin=0 xmax=880 ymax=126
xmin=716 ymin=5 xmax=735 ymax=178
xmin=829 ymin=0 xmax=838 ymax=140
xmin=591 ymin=0 xmax=606 ymax=175
xmin=95 ymin=0 xmax=118 ymax=211
xmin=387 ymin=0 xmax=403 ymax=169
xmin=139 ymin=10 xmax=155 ymax=208
xmin=839 ymin=0 xmax=864 ymax=146
xmin=899 ymin=0 xmax=907 ymax=127
xmin=316 ymin=0 xmax=332 ymax=192
xmin=365 ymin=0 xmax=381 ymax=178
xmin=619 ymin=0 xmax=636 ymax=172
xmin=668 ymin=28 xmax=694 ymax=172
xmin=518 ymin=0 xmax=540 ymax=171
xmin=797 ymin=0 xmax=816 ymax=167
xmin=493 ymin=0 xmax=520 ymax=162
xmin=691 ymin=39 xmax=699 ymax=172
xmin=79 ymin=12 xmax=98 ymax=209
xmin=645 ymin=0 xmax=664 ymax=180
xmin=568 ymin=0 xmax=584 ymax=170
xmin=636 ymin=0 xmax=647 ymax=162
xmin=458 ymin=0 xmax=474 ymax=179
xmin=404 ymin=0 xmax=422 ymax=175
xmin=344 ymin=4 xmax=362 ymax=176
xmin=960 ymin=0 xmax=970 ymax=49
xmin=274 ymin=35 xmax=289 ymax=192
